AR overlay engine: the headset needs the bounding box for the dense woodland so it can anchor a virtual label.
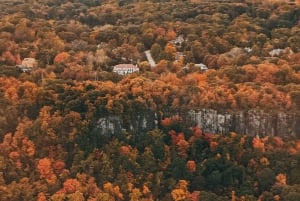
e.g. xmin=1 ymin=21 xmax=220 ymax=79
xmin=0 ymin=0 xmax=300 ymax=200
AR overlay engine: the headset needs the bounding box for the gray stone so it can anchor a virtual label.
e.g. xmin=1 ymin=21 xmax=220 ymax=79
xmin=93 ymin=109 xmax=299 ymax=138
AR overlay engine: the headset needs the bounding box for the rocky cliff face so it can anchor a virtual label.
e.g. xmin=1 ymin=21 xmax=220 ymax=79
xmin=94 ymin=109 xmax=300 ymax=138
xmin=94 ymin=111 xmax=158 ymax=136
xmin=189 ymin=109 xmax=300 ymax=138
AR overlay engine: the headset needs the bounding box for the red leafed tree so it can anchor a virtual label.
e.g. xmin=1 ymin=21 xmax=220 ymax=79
xmin=186 ymin=160 xmax=196 ymax=173
xmin=296 ymin=140 xmax=300 ymax=152
xmin=120 ymin=145 xmax=131 ymax=155
xmin=177 ymin=132 xmax=185 ymax=142
xmin=53 ymin=160 xmax=66 ymax=175
xmin=161 ymin=117 xmax=172 ymax=127
xmin=156 ymin=27 xmax=166 ymax=36
xmin=189 ymin=191 xmax=200 ymax=201
xmin=210 ymin=141 xmax=218 ymax=151
xmin=191 ymin=126 xmax=203 ymax=138
xmin=161 ymin=115 xmax=183 ymax=127
xmin=169 ymin=130 xmax=178 ymax=145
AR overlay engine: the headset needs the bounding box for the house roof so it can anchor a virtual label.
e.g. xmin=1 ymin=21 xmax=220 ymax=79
xmin=21 ymin=58 xmax=37 ymax=68
xmin=195 ymin=63 xmax=208 ymax=70
xmin=114 ymin=64 xmax=138 ymax=69
xmin=171 ymin=35 xmax=185 ymax=44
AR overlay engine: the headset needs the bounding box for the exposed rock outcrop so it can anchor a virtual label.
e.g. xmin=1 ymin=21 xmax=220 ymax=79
xmin=94 ymin=109 xmax=300 ymax=138
xmin=189 ymin=109 xmax=300 ymax=138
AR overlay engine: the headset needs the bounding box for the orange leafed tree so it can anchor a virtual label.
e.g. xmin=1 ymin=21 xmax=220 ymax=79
xmin=171 ymin=180 xmax=190 ymax=201
xmin=120 ymin=145 xmax=131 ymax=155
xmin=2 ymin=50 xmax=17 ymax=65
xmin=260 ymin=157 xmax=270 ymax=166
xmin=153 ymin=60 xmax=168 ymax=74
xmin=164 ymin=43 xmax=177 ymax=60
xmin=54 ymin=52 xmax=70 ymax=63
xmin=37 ymin=157 xmax=57 ymax=184
xmin=0 ymin=120 xmax=36 ymax=170
xmin=103 ymin=182 xmax=124 ymax=200
xmin=37 ymin=192 xmax=47 ymax=201
xmin=177 ymin=139 xmax=189 ymax=158
xmin=275 ymin=173 xmax=286 ymax=186
xmin=3 ymin=83 xmax=19 ymax=103
xmin=63 ymin=179 xmax=81 ymax=194
xmin=252 ymin=137 xmax=265 ymax=152
xmin=166 ymin=29 xmax=177 ymax=41
xmin=273 ymin=136 xmax=284 ymax=147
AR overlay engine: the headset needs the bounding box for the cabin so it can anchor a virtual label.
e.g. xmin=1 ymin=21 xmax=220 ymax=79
xmin=113 ymin=64 xmax=139 ymax=75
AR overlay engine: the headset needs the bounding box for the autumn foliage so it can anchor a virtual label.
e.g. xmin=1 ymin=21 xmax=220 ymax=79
xmin=54 ymin=52 xmax=70 ymax=64
xmin=0 ymin=0 xmax=300 ymax=201
xmin=37 ymin=158 xmax=57 ymax=184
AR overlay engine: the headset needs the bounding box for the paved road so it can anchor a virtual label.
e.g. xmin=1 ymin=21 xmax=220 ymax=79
xmin=144 ymin=50 xmax=156 ymax=68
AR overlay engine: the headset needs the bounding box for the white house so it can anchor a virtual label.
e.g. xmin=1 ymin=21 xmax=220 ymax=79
xmin=195 ymin=63 xmax=208 ymax=71
xmin=269 ymin=47 xmax=293 ymax=57
xmin=113 ymin=64 xmax=139 ymax=75
xmin=244 ymin=47 xmax=252 ymax=53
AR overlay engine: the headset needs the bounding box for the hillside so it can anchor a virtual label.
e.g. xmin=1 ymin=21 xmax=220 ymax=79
xmin=0 ymin=0 xmax=300 ymax=200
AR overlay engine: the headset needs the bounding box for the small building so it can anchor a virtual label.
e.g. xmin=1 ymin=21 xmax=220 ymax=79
xmin=244 ymin=47 xmax=252 ymax=53
xmin=16 ymin=66 xmax=32 ymax=73
xmin=113 ymin=64 xmax=139 ymax=75
xmin=269 ymin=48 xmax=293 ymax=57
xmin=21 ymin=58 xmax=37 ymax=68
xmin=195 ymin=63 xmax=208 ymax=71
xmin=16 ymin=58 xmax=37 ymax=73
xmin=170 ymin=35 xmax=185 ymax=46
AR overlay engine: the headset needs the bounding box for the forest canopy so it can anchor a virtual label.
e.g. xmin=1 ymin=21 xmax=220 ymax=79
xmin=0 ymin=0 xmax=300 ymax=200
